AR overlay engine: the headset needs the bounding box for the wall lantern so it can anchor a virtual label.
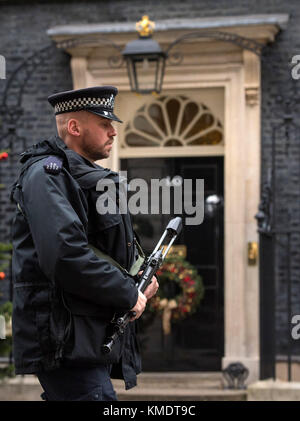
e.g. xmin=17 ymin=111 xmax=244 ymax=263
xmin=52 ymin=16 xmax=264 ymax=96
xmin=122 ymin=16 xmax=167 ymax=94
xmin=121 ymin=16 xmax=263 ymax=95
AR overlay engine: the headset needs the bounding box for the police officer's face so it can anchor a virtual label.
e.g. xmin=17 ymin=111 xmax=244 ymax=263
xmin=81 ymin=113 xmax=117 ymax=161
xmin=58 ymin=111 xmax=117 ymax=162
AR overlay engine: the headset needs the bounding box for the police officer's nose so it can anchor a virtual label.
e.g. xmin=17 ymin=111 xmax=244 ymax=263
xmin=110 ymin=127 xmax=117 ymax=137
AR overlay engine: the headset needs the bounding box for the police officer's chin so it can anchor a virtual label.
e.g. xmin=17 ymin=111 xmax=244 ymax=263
xmin=91 ymin=150 xmax=110 ymax=162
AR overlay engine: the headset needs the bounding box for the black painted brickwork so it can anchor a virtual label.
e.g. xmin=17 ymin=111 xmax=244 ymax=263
xmin=0 ymin=0 xmax=300 ymax=357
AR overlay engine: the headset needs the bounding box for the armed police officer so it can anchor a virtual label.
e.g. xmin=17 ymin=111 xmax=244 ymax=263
xmin=10 ymin=86 xmax=159 ymax=401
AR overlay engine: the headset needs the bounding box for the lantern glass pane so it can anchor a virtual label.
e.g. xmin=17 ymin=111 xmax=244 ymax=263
xmin=134 ymin=57 xmax=158 ymax=93
xmin=126 ymin=59 xmax=137 ymax=92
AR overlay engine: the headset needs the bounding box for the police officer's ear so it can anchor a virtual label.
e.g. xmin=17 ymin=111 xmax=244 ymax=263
xmin=67 ymin=118 xmax=81 ymax=137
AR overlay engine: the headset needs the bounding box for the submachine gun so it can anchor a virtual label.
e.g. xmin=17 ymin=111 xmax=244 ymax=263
xmin=101 ymin=216 xmax=183 ymax=355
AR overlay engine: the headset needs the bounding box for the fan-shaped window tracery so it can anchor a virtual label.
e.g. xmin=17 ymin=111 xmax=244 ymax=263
xmin=123 ymin=96 xmax=223 ymax=148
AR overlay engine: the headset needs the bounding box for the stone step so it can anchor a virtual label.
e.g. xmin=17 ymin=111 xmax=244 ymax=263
xmin=112 ymin=372 xmax=247 ymax=401
xmin=114 ymin=387 xmax=247 ymax=401
xmin=112 ymin=372 xmax=224 ymax=390
xmin=0 ymin=373 xmax=247 ymax=401
xmin=0 ymin=376 xmax=43 ymax=401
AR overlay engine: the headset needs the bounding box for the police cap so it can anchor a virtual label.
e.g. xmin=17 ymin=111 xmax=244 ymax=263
xmin=47 ymin=86 xmax=122 ymax=123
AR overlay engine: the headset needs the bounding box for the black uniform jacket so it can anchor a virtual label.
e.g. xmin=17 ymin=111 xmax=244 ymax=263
xmin=10 ymin=136 xmax=141 ymax=390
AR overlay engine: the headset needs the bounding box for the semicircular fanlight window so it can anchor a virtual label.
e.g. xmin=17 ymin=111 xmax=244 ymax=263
xmin=124 ymin=96 xmax=223 ymax=148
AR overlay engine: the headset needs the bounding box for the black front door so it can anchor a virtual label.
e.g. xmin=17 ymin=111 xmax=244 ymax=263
xmin=121 ymin=156 xmax=224 ymax=371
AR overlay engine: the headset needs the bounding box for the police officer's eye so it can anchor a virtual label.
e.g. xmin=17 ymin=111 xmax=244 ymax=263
xmin=101 ymin=122 xmax=112 ymax=129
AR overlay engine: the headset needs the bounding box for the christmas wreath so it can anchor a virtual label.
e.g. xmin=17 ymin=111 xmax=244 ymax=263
xmin=149 ymin=255 xmax=204 ymax=335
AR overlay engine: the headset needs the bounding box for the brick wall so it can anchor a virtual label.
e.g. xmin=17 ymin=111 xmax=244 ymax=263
xmin=0 ymin=0 xmax=299 ymax=355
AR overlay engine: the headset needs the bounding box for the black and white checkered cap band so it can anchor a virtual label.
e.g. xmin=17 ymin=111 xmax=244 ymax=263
xmin=54 ymin=95 xmax=115 ymax=114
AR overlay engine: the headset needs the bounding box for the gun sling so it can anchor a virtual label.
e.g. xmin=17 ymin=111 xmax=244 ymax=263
xmin=88 ymin=238 xmax=145 ymax=277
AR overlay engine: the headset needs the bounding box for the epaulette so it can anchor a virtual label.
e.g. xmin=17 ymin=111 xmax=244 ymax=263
xmin=43 ymin=155 xmax=63 ymax=174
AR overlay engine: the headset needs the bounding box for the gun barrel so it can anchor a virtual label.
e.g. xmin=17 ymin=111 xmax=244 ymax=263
xmin=101 ymin=338 xmax=114 ymax=354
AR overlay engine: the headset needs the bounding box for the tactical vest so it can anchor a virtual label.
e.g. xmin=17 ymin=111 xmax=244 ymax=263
xmin=11 ymin=154 xmax=145 ymax=277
